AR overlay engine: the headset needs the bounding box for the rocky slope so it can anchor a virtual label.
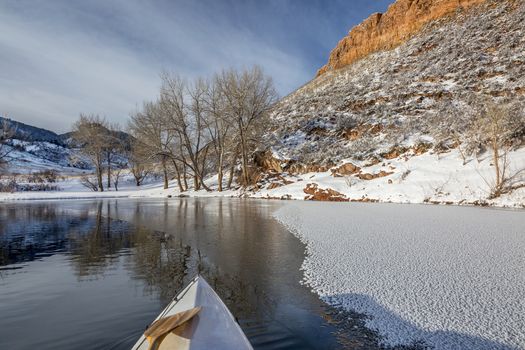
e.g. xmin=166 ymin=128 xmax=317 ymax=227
xmin=266 ymin=0 xmax=524 ymax=171
xmin=258 ymin=0 xmax=525 ymax=205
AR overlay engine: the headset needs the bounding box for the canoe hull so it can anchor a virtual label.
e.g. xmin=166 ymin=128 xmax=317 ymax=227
xmin=131 ymin=276 xmax=253 ymax=350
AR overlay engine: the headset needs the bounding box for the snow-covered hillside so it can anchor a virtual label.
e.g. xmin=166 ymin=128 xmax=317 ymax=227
xmin=0 ymin=116 xmax=130 ymax=175
xmin=267 ymin=0 xmax=524 ymax=167
xmin=2 ymin=139 xmax=89 ymax=174
xmin=0 ymin=116 xmax=90 ymax=174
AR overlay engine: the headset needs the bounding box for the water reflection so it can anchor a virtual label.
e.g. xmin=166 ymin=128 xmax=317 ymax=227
xmin=0 ymin=199 xmax=382 ymax=350
xmin=0 ymin=204 xmax=86 ymax=267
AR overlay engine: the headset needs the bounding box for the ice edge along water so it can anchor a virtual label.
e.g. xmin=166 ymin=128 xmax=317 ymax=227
xmin=273 ymin=201 xmax=525 ymax=350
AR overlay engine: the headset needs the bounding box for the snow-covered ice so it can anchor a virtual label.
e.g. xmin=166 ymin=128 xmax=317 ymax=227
xmin=274 ymin=201 xmax=525 ymax=349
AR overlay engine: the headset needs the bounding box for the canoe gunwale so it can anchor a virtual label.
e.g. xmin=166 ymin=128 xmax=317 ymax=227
xmin=131 ymin=276 xmax=200 ymax=350
xmin=156 ymin=276 xmax=200 ymax=320
xmin=131 ymin=275 xmax=253 ymax=350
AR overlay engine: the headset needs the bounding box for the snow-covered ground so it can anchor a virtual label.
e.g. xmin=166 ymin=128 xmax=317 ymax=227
xmin=0 ymin=172 xmax=240 ymax=201
xmin=1 ymin=148 xmax=524 ymax=208
xmin=273 ymin=201 xmax=525 ymax=349
xmin=253 ymin=148 xmax=525 ymax=208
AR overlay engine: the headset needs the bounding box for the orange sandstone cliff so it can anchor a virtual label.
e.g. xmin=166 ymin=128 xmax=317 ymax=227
xmin=317 ymin=0 xmax=488 ymax=76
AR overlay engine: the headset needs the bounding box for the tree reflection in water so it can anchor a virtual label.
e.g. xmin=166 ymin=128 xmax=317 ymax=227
xmin=0 ymin=203 xmax=89 ymax=267
xmin=0 ymin=199 xmax=371 ymax=349
xmin=0 ymin=200 xmax=270 ymax=315
xmin=68 ymin=202 xmax=132 ymax=278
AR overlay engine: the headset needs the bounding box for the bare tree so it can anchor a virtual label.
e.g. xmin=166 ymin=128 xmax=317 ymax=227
xmin=112 ymin=162 xmax=126 ymax=191
xmin=128 ymin=140 xmax=152 ymax=186
xmin=0 ymin=120 xmax=15 ymax=173
xmin=433 ymin=100 xmax=476 ymax=165
xmin=473 ymin=99 xmax=525 ymax=198
xmin=216 ymin=66 xmax=278 ymax=186
xmin=79 ymin=175 xmax=99 ymax=192
xmin=160 ymin=73 xmax=211 ymax=191
xmin=72 ymin=114 xmax=109 ymax=191
xmin=129 ymin=101 xmax=175 ymax=190
xmin=203 ymin=76 xmax=235 ymax=192
xmin=103 ymin=123 xmax=126 ymax=190
xmin=128 ymin=66 xmax=276 ymax=191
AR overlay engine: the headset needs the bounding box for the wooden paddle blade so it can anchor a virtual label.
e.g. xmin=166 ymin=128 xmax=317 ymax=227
xmin=144 ymin=306 xmax=201 ymax=350
xmin=145 ymin=307 xmax=202 ymax=339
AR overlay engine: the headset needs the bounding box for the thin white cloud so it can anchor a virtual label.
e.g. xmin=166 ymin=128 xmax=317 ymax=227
xmin=0 ymin=0 xmax=391 ymax=132
xmin=0 ymin=6 xmax=161 ymax=132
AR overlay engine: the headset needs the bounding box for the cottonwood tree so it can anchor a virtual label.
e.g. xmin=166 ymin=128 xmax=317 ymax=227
xmin=112 ymin=162 xmax=126 ymax=191
xmin=0 ymin=120 xmax=15 ymax=173
xmin=129 ymin=66 xmax=277 ymax=191
xmin=472 ymin=99 xmax=525 ymax=198
xmin=72 ymin=114 xmax=109 ymax=191
xmin=160 ymin=74 xmax=212 ymax=191
xmin=103 ymin=123 xmax=126 ymax=190
xmin=203 ymin=77 xmax=232 ymax=191
xmin=129 ymin=101 xmax=175 ymax=190
xmin=216 ymin=66 xmax=278 ymax=186
xmin=128 ymin=140 xmax=152 ymax=186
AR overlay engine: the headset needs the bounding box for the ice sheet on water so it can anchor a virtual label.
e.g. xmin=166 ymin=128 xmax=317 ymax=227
xmin=274 ymin=201 xmax=525 ymax=349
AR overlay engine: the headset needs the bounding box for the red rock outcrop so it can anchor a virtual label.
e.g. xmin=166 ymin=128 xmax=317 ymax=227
xmin=356 ymin=170 xmax=394 ymax=180
xmin=253 ymin=150 xmax=333 ymax=175
xmin=317 ymin=0 xmax=487 ymax=76
xmin=331 ymin=163 xmax=361 ymax=177
xmin=303 ymin=184 xmax=349 ymax=202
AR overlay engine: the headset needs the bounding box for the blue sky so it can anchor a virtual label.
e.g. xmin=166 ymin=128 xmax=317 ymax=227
xmin=0 ymin=0 xmax=392 ymax=132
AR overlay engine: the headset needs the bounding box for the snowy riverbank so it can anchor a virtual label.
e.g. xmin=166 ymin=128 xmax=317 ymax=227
xmin=273 ymin=201 xmax=525 ymax=350
xmin=252 ymin=148 xmax=525 ymax=208
xmin=1 ymin=148 xmax=524 ymax=208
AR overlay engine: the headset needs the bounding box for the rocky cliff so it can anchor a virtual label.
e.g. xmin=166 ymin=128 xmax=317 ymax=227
xmin=255 ymin=0 xmax=525 ymax=206
xmin=317 ymin=0 xmax=488 ymax=76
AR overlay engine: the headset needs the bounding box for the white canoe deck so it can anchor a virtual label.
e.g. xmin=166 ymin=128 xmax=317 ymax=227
xmin=132 ymin=276 xmax=253 ymax=350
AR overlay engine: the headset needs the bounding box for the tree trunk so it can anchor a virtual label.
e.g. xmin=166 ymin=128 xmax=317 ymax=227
xmin=217 ymin=147 xmax=224 ymax=192
xmin=95 ymin=154 xmax=104 ymax=192
xmin=171 ymin=160 xmax=184 ymax=192
xmin=239 ymin=126 xmax=249 ymax=186
xmin=197 ymin=172 xmax=211 ymax=191
xmin=194 ymin=174 xmax=200 ymax=191
xmin=492 ymin=136 xmax=501 ymax=190
xmin=196 ymin=147 xmax=211 ymax=192
xmin=97 ymin=169 xmax=104 ymax=192
xmin=106 ymin=152 xmax=111 ymax=190
xmin=162 ymin=156 xmax=169 ymax=189
xmin=227 ymin=150 xmax=238 ymax=189
xmin=182 ymin=163 xmax=188 ymax=191
xmin=227 ymin=164 xmax=235 ymax=189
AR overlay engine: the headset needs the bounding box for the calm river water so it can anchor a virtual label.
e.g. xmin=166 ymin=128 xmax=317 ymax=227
xmin=0 ymin=198 xmax=380 ymax=350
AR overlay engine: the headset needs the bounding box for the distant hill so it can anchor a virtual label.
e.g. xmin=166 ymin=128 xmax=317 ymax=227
xmin=1 ymin=116 xmax=132 ymax=174
xmin=0 ymin=116 xmax=65 ymax=145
